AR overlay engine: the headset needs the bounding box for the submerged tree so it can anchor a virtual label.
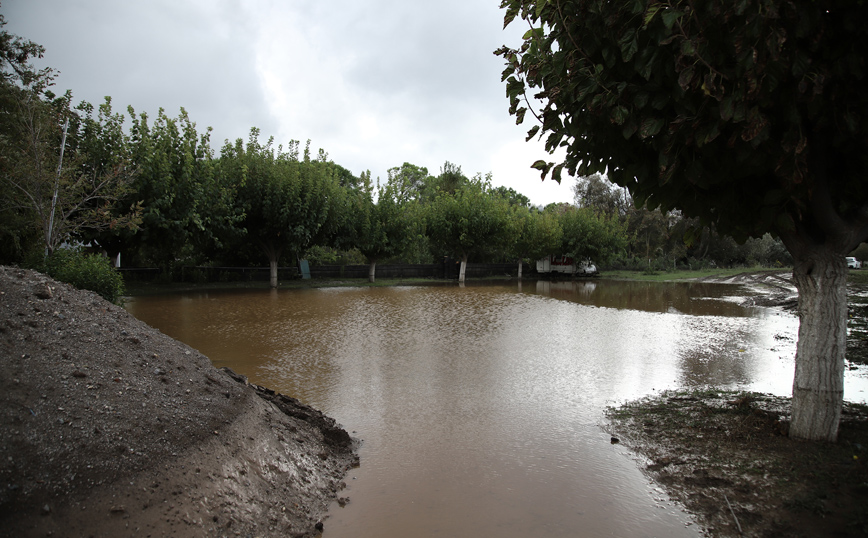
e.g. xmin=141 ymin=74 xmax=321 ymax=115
xmin=497 ymin=0 xmax=868 ymax=440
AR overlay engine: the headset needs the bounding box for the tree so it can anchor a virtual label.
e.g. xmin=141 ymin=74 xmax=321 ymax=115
xmin=386 ymin=162 xmax=431 ymax=204
xmin=511 ymin=207 xmax=563 ymax=278
xmin=497 ymin=0 xmax=868 ymax=441
xmin=222 ymin=131 xmax=339 ymax=288
xmin=1 ymin=16 xmax=138 ymax=258
xmin=426 ymin=175 xmax=516 ymax=283
xmin=492 ymin=185 xmax=532 ymax=209
xmin=556 ymin=206 xmax=629 ymax=267
xmin=355 ymin=180 xmax=414 ymax=282
xmin=427 ymin=161 xmax=468 ymax=199
xmin=573 ymin=173 xmax=629 ymax=217
xmin=119 ymin=106 xmax=241 ymax=268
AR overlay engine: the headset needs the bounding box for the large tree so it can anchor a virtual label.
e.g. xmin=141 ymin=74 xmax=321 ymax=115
xmin=511 ymin=207 xmax=563 ymax=278
xmin=221 ymin=131 xmax=340 ymax=288
xmin=426 ymin=175 xmax=516 ymax=283
xmin=556 ymin=206 xmax=629 ymax=267
xmin=497 ymin=0 xmax=868 ymax=441
xmin=353 ymin=180 xmax=415 ymax=283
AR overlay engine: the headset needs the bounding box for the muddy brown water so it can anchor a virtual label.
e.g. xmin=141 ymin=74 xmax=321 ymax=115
xmin=125 ymin=279 xmax=868 ymax=537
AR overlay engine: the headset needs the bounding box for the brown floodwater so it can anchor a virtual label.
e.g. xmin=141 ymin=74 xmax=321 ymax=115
xmin=124 ymin=279 xmax=868 ymax=537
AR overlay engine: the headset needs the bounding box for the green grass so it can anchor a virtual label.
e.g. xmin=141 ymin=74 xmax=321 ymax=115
xmin=602 ymin=266 xmax=787 ymax=281
xmin=847 ymin=269 xmax=868 ymax=285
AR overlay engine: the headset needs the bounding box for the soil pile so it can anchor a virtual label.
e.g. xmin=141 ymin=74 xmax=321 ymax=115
xmin=0 ymin=266 xmax=357 ymax=537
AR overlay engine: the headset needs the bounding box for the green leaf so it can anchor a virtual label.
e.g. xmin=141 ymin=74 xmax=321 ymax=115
xmin=680 ymin=40 xmax=696 ymax=57
xmin=661 ymin=9 xmax=683 ymax=30
xmin=643 ymin=3 xmax=663 ymax=28
xmin=612 ymin=106 xmax=630 ymax=125
xmin=502 ymin=2 xmax=520 ymax=29
xmin=526 ymin=125 xmax=541 ymax=141
xmin=531 ymin=160 xmax=551 ymax=179
xmin=619 ymin=29 xmax=639 ymax=62
xmin=639 ymin=117 xmax=665 ymax=138
xmin=551 ymin=163 xmax=564 ymax=184
xmin=678 ymin=67 xmax=694 ymax=90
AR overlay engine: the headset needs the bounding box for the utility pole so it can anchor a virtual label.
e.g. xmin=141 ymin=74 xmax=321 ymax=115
xmin=46 ymin=117 xmax=70 ymax=256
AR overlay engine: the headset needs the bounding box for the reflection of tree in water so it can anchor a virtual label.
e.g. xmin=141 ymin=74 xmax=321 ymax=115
xmin=674 ymin=316 xmax=790 ymax=388
xmin=532 ymin=279 xmax=752 ymax=317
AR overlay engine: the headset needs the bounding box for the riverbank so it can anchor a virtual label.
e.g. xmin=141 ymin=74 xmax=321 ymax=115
xmin=0 ymin=266 xmax=358 ymax=537
xmin=606 ymin=390 xmax=868 ymax=538
xmin=602 ymin=270 xmax=868 ymax=537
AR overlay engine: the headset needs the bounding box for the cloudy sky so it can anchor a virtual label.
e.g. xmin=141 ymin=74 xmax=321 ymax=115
xmin=3 ymin=0 xmax=575 ymax=206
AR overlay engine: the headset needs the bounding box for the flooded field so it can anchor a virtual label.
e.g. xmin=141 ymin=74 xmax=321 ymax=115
xmin=124 ymin=279 xmax=868 ymax=537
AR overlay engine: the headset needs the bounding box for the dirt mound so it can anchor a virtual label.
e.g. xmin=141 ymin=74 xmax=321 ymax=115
xmin=0 ymin=266 xmax=357 ymax=537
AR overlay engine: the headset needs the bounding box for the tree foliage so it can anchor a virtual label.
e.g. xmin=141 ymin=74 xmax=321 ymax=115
xmin=426 ymin=175 xmax=516 ymax=282
xmin=221 ymin=131 xmax=341 ymax=287
xmin=511 ymin=207 xmax=563 ymax=274
xmin=354 ymin=180 xmax=415 ymax=282
xmin=497 ymin=0 xmax=868 ymax=246
xmin=498 ymin=0 xmax=868 ymax=441
xmin=552 ymin=205 xmax=628 ymax=265
xmin=1 ymin=14 xmax=138 ymax=259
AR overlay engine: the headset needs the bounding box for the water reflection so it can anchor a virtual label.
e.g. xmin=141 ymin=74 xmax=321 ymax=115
xmin=124 ymin=280 xmax=866 ymax=538
xmin=531 ymin=278 xmax=754 ymax=316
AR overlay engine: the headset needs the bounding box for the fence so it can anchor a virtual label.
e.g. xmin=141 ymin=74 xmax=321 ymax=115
xmin=118 ymin=260 xmax=530 ymax=283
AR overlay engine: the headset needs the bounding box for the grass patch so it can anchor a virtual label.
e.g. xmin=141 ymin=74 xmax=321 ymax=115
xmin=603 ymin=267 xmax=786 ymax=282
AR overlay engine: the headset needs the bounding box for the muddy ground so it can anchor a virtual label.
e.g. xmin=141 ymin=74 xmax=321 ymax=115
xmin=607 ymin=391 xmax=868 ymax=538
xmin=0 ymin=266 xmax=358 ymax=537
xmin=606 ymin=270 xmax=868 ymax=537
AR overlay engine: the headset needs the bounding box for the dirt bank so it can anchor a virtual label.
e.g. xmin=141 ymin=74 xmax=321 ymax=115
xmin=607 ymin=391 xmax=868 ymax=537
xmin=0 ymin=266 xmax=358 ymax=537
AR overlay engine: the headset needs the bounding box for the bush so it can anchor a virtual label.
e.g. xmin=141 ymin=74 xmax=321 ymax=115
xmin=35 ymin=249 xmax=126 ymax=304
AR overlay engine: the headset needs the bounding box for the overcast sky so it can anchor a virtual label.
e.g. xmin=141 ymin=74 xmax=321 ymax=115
xmin=3 ymin=0 xmax=575 ymax=206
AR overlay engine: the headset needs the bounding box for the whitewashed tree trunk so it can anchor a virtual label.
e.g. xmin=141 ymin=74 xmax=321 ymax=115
xmin=259 ymin=240 xmax=283 ymax=289
xmin=368 ymin=260 xmax=377 ymax=283
xmin=789 ymin=250 xmax=847 ymax=441
xmin=269 ymin=258 xmax=279 ymax=289
xmin=458 ymin=254 xmax=468 ymax=283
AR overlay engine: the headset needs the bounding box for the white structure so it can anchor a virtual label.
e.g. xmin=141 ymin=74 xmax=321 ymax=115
xmin=536 ymin=255 xmax=598 ymax=276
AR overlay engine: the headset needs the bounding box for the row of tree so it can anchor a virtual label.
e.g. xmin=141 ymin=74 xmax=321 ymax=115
xmin=2 ymin=9 xmax=798 ymax=289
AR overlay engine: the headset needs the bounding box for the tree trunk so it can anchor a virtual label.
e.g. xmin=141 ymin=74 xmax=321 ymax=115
xmin=269 ymin=258 xmax=279 ymax=288
xmin=517 ymin=259 xmax=523 ymax=279
xmin=368 ymin=260 xmax=377 ymax=283
xmin=258 ymin=240 xmax=283 ymax=289
xmin=789 ymin=250 xmax=848 ymax=441
xmin=458 ymin=254 xmax=468 ymax=283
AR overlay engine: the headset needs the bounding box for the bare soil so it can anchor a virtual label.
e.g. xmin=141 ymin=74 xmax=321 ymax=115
xmin=606 ymin=391 xmax=868 ymax=537
xmin=0 ymin=266 xmax=358 ymax=537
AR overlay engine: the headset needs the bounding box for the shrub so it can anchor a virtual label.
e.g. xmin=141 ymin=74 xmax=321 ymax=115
xmin=37 ymin=249 xmax=126 ymax=304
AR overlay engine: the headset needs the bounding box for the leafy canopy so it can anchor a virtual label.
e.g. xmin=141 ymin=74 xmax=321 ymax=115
xmin=496 ymin=0 xmax=868 ymax=248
